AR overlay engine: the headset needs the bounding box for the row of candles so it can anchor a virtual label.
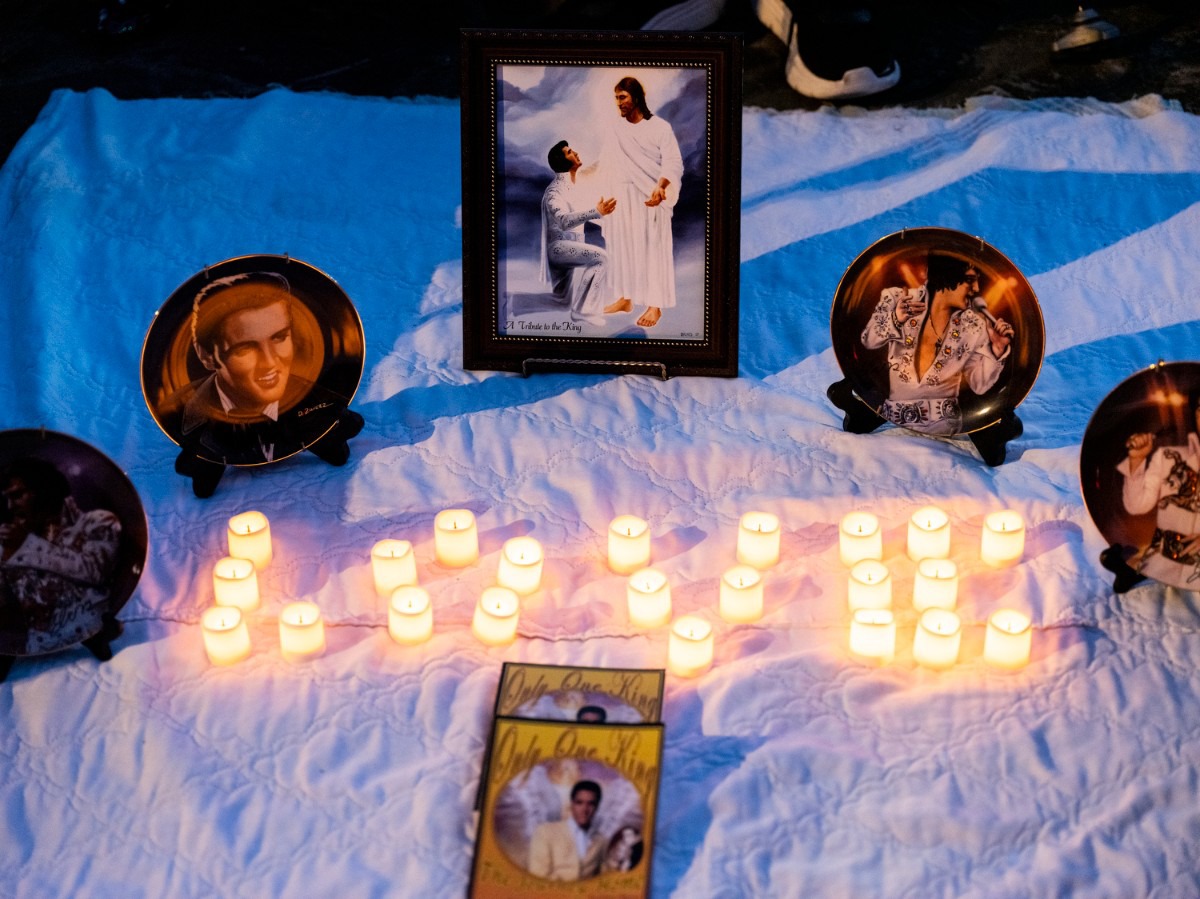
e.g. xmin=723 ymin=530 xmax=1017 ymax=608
xmin=201 ymin=505 xmax=1033 ymax=674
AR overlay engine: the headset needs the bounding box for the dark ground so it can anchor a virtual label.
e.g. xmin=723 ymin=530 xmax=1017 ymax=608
xmin=2 ymin=2 xmax=1198 ymax=166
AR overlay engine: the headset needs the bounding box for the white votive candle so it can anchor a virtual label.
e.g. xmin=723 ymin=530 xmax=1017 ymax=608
xmin=984 ymin=609 xmax=1032 ymax=670
xmin=736 ymin=512 xmax=781 ymax=569
xmin=227 ymin=511 xmax=272 ymax=570
xmin=472 ymin=586 xmax=519 ymax=646
xmin=668 ymin=615 xmax=714 ymax=678
xmin=981 ymin=510 xmax=1026 ymax=567
xmin=212 ymin=556 xmax=260 ymax=612
xmin=907 ymin=506 xmax=951 ymax=561
xmin=913 ymin=608 xmax=962 ymax=669
xmin=496 ymin=536 xmax=544 ymax=595
xmin=201 ymin=606 xmax=252 ymax=666
xmin=913 ymin=558 xmax=959 ymax=612
xmin=719 ymin=565 xmax=764 ymax=623
xmin=847 ymin=559 xmax=892 ymax=612
xmin=608 ymin=515 xmax=651 ymax=574
xmin=627 ymin=568 xmax=672 ymax=629
xmin=371 ymin=539 xmax=418 ymax=595
xmin=849 ymin=608 xmax=896 ymax=663
xmin=388 ymin=586 xmax=433 ymax=645
xmin=434 ymin=509 xmax=479 ymax=567
xmin=839 ymin=512 xmax=883 ymax=566
xmin=278 ymin=601 xmax=326 ymax=662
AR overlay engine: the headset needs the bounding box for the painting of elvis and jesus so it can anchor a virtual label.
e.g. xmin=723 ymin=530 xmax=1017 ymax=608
xmin=142 ymin=256 xmax=364 ymax=468
xmin=1081 ymin=362 xmax=1200 ymax=592
xmin=494 ymin=65 xmax=710 ymax=342
xmin=831 ymin=228 xmax=1045 ymax=438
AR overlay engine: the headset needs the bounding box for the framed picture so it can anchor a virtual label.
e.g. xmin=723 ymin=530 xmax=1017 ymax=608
xmin=470 ymin=717 xmax=663 ymax=898
xmin=460 ymin=29 xmax=742 ymax=378
xmin=141 ymin=254 xmax=365 ymax=468
xmin=831 ymin=227 xmax=1045 ymax=437
xmin=476 ymin=663 xmax=665 ymax=809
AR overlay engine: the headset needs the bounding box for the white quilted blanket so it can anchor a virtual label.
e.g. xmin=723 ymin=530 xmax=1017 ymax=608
xmin=2 ymin=88 xmax=1200 ymax=898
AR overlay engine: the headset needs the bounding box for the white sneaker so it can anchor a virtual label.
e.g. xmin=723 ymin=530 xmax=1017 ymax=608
xmin=754 ymin=0 xmax=900 ymax=101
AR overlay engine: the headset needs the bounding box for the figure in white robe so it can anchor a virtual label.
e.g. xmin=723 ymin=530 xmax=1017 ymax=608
xmin=596 ymin=77 xmax=684 ymax=328
xmin=859 ymin=254 xmax=1014 ymax=435
xmin=1118 ymin=425 xmax=1200 ymax=587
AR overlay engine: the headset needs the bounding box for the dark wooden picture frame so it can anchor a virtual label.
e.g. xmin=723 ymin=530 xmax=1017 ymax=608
xmin=460 ymin=30 xmax=742 ymax=378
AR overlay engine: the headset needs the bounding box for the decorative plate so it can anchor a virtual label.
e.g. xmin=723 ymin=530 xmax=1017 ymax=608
xmin=0 ymin=429 xmax=147 ymax=656
xmin=1081 ymin=361 xmax=1200 ymax=591
xmin=141 ymin=254 xmax=364 ymax=467
xmin=830 ymin=227 xmax=1044 ymax=437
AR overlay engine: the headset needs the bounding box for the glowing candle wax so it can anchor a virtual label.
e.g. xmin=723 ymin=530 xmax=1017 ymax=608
xmin=981 ymin=510 xmax=1026 ymax=567
xmin=668 ymin=615 xmax=714 ymax=678
xmin=201 ymin=606 xmax=251 ymax=666
xmin=434 ymin=510 xmax=479 ymax=568
xmin=388 ymin=586 xmax=433 ymax=645
xmin=849 ymin=608 xmax=896 ymax=663
xmin=626 ymin=568 xmax=672 ymax=629
xmin=278 ymin=601 xmax=326 ymax=662
xmin=719 ymin=565 xmax=764 ymax=623
xmin=227 ymin=511 xmax=272 ymax=570
xmin=736 ymin=512 xmax=781 ymax=569
xmin=913 ymin=558 xmax=958 ymax=612
xmin=472 ymin=586 xmax=519 ymax=646
xmin=984 ymin=609 xmax=1032 ymax=670
xmin=839 ymin=511 xmax=883 ymax=567
xmin=212 ymin=556 xmax=260 ymax=612
xmin=371 ymin=539 xmax=417 ymax=595
xmin=913 ymin=608 xmax=962 ymax=669
xmin=907 ymin=506 xmax=951 ymax=562
xmin=608 ymin=515 xmax=651 ymax=575
xmin=496 ymin=537 xmax=544 ymax=595
xmin=847 ymin=559 xmax=892 ymax=612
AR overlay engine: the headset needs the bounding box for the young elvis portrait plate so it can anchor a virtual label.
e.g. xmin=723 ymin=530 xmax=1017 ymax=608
xmin=141 ymin=255 xmax=364 ymax=467
xmin=831 ymin=228 xmax=1044 ymax=437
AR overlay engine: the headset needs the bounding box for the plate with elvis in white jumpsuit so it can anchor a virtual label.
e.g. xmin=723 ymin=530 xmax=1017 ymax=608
xmin=830 ymin=227 xmax=1045 ymax=438
xmin=1081 ymin=361 xmax=1200 ymax=592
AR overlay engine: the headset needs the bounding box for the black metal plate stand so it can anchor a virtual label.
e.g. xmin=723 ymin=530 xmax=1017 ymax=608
xmin=1100 ymin=544 xmax=1148 ymax=594
xmin=827 ymin=377 xmax=1022 ymax=466
xmin=0 ymin=613 xmax=123 ymax=684
xmin=176 ymin=408 xmax=366 ymax=498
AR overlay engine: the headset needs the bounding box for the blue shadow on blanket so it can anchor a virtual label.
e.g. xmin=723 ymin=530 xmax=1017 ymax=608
xmin=1023 ymin=319 xmax=1200 ymax=450
xmin=740 ymin=170 xmax=1200 ymax=381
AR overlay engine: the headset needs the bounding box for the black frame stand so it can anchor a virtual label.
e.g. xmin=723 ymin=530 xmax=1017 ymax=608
xmin=1100 ymin=544 xmax=1147 ymax=594
xmin=521 ymin=358 xmax=669 ymax=380
xmin=0 ymin=613 xmax=123 ymax=684
xmin=175 ymin=409 xmax=366 ymax=498
xmin=826 ymin=378 xmax=1022 ymax=466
